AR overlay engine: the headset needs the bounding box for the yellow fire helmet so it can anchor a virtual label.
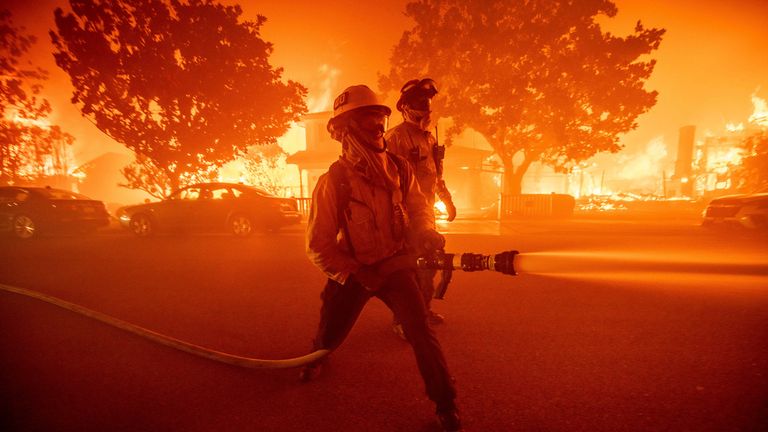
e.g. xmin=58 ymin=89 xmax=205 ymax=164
xmin=327 ymin=85 xmax=391 ymax=135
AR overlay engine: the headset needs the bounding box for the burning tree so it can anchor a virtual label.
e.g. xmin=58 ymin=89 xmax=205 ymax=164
xmin=241 ymin=143 xmax=291 ymax=197
xmin=380 ymin=0 xmax=664 ymax=194
xmin=51 ymin=0 xmax=307 ymax=198
xmin=0 ymin=10 xmax=75 ymax=185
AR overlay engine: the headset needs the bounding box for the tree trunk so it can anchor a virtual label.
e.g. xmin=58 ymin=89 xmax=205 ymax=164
xmin=502 ymin=155 xmax=533 ymax=196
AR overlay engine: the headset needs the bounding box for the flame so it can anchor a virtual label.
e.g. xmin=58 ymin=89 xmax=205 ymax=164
xmin=725 ymin=122 xmax=744 ymax=132
xmin=616 ymin=136 xmax=668 ymax=180
xmin=307 ymin=64 xmax=340 ymax=113
xmin=710 ymin=147 xmax=743 ymax=170
xmin=11 ymin=113 xmax=51 ymax=129
xmin=218 ymin=159 xmax=247 ymax=184
xmin=748 ymin=93 xmax=768 ymax=127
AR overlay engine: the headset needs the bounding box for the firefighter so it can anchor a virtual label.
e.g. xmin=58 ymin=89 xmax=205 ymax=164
xmin=301 ymin=85 xmax=462 ymax=432
xmin=385 ymin=78 xmax=456 ymax=338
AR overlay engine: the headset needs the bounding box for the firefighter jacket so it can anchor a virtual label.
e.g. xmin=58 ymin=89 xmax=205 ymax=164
xmin=385 ymin=121 xmax=451 ymax=210
xmin=306 ymin=155 xmax=435 ymax=285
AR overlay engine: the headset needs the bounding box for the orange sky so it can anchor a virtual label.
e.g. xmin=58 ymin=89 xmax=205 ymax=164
xmin=5 ymin=0 xmax=768 ymax=171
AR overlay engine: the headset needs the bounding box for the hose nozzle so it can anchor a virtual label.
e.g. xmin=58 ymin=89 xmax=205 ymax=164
xmin=416 ymin=250 xmax=519 ymax=275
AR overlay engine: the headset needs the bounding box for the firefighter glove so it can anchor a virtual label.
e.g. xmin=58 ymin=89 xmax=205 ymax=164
xmin=418 ymin=229 xmax=446 ymax=253
xmin=436 ymin=180 xmax=456 ymax=222
xmin=444 ymin=198 xmax=457 ymax=222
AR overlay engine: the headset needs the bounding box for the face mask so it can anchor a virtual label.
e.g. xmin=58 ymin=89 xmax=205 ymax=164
xmin=408 ymin=95 xmax=432 ymax=112
xmin=403 ymin=106 xmax=432 ymax=130
xmin=350 ymin=110 xmax=388 ymax=151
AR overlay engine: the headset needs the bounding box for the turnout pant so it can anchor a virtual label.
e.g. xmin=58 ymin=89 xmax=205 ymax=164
xmin=417 ymin=268 xmax=437 ymax=308
xmin=312 ymin=268 xmax=457 ymax=408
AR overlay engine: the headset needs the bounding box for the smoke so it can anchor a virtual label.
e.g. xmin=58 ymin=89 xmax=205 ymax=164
xmin=616 ymin=136 xmax=668 ymax=180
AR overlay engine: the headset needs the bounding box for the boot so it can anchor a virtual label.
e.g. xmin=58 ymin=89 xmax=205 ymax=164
xmin=436 ymin=408 xmax=463 ymax=432
xmin=392 ymin=322 xmax=407 ymax=340
xmin=428 ymin=310 xmax=445 ymax=325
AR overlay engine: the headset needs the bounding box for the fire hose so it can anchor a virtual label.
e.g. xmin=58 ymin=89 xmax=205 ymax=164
xmin=0 ymin=250 xmax=519 ymax=369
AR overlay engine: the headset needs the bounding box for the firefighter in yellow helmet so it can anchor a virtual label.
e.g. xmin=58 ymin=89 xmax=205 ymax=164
xmin=302 ymin=84 xmax=463 ymax=432
xmin=385 ymin=78 xmax=456 ymax=337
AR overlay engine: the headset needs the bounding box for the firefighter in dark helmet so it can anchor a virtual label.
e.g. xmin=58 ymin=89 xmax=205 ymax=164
xmin=301 ymin=85 xmax=463 ymax=432
xmin=385 ymin=78 xmax=456 ymax=338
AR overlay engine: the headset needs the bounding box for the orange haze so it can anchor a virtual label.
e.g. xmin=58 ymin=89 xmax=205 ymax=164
xmin=4 ymin=0 xmax=768 ymax=184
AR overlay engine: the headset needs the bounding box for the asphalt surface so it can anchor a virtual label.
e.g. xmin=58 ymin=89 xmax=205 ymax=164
xmin=1 ymin=219 xmax=767 ymax=431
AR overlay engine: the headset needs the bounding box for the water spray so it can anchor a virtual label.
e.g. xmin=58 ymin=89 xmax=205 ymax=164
xmin=510 ymin=251 xmax=768 ymax=278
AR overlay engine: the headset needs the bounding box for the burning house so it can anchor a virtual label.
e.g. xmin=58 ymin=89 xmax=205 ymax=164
xmin=287 ymin=112 xmax=500 ymax=217
xmin=285 ymin=111 xmax=338 ymax=202
xmin=691 ymin=94 xmax=768 ymax=197
xmin=72 ymin=152 xmax=152 ymax=212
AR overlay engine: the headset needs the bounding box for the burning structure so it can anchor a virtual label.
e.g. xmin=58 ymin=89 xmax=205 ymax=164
xmin=285 ymin=111 xmax=338 ymax=200
xmin=285 ymin=92 xmax=768 ymax=216
xmin=670 ymin=125 xmax=696 ymax=197
xmin=689 ymin=94 xmax=768 ymax=198
xmin=287 ymin=112 xmax=500 ymax=217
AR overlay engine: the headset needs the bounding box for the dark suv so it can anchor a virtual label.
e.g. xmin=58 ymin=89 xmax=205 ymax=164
xmin=702 ymin=193 xmax=768 ymax=229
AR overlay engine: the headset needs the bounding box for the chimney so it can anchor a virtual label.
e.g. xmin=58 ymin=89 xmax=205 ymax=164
xmin=675 ymin=125 xmax=696 ymax=196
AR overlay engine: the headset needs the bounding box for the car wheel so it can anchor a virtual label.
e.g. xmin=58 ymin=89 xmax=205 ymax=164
xmin=230 ymin=214 xmax=254 ymax=237
xmin=130 ymin=214 xmax=154 ymax=237
xmin=12 ymin=214 xmax=36 ymax=239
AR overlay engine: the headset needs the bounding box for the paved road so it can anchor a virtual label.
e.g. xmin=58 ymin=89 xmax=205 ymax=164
xmin=1 ymin=220 xmax=767 ymax=431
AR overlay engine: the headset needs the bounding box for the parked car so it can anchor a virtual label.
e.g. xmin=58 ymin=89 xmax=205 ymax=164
xmin=0 ymin=186 xmax=111 ymax=239
xmin=701 ymin=192 xmax=768 ymax=229
xmin=116 ymin=182 xmax=301 ymax=237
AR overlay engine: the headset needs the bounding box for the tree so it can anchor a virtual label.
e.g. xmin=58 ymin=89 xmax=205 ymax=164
xmin=0 ymin=9 xmax=75 ymax=185
xmin=380 ymin=0 xmax=664 ymax=194
xmin=241 ymin=143 xmax=291 ymax=197
xmin=51 ymin=0 xmax=307 ymax=198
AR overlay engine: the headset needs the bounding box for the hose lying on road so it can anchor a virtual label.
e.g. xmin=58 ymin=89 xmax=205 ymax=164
xmin=0 ymin=283 xmax=329 ymax=369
